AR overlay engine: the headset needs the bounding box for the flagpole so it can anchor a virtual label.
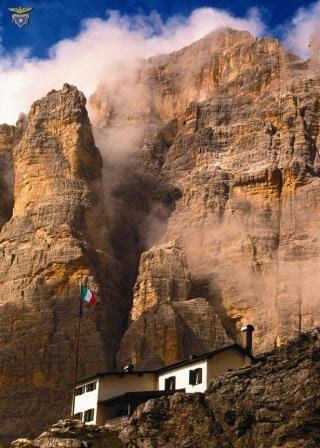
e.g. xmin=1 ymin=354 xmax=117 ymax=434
xmin=71 ymin=279 xmax=82 ymax=416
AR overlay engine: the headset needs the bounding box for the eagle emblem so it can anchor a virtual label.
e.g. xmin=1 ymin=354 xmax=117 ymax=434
xmin=8 ymin=7 xmax=33 ymax=28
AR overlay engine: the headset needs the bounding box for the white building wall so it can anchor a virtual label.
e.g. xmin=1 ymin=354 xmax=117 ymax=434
xmin=158 ymin=360 xmax=208 ymax=393
xmin=207 ymin=349 xmax=250 ymax=381
xmin=98 ymin=373 xmax=157 ymax=401
xmin=73 ymin=379 xmax=100 ymax=424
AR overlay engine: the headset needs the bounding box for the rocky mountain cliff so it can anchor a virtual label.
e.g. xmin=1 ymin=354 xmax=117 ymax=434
xmin=0 ymin=28 xmax=319 ymax=442
xmin=0 ymin=85 xmax=127 ymax=443
xmin=91 ymin=28 xmax=320 ymax=366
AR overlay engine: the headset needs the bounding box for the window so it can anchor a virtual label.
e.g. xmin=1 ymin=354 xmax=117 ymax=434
xmin=74 ymin=412 xmax=83 ymax=421
xmin=165 ymin=376 xmax=176 ymax=391
xmin=75 ymin=386 xmax=85 ymax=396
xmin=84 ymin=408 xmax=95 ymax=423
xmin=189 ymin=368 xmax=202 ymax=385
xmin=75 ymin=382 xmax=96 ymax=395
xmin=86 ymin=381 xmax=96 ymax=392
xmin=195 ymin=368 xmax=202 ymax=384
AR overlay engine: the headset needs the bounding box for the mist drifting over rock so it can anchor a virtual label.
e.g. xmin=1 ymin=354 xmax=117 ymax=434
xmin=0 ymin=27 xmax=319 ymax=443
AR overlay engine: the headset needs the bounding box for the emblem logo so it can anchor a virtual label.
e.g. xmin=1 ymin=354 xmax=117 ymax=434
xmin=8 ymin=7 xmax=33 ymax=28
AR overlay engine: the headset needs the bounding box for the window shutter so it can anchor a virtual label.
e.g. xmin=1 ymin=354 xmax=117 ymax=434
xmin=84 ymin=408 xmax=94 ymax=422
xmin=189 ymin=369 xmax=196 ymax=385
xmin=165 ymin=376 xmax=176 ymax=391
xmin=196 ymin=368 xmax=202 ymax=384
xmin=86 ymin=381 xmax=97 ymax=392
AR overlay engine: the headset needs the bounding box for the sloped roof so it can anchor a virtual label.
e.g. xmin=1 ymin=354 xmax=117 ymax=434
xmin=155 ymin=343 xmax=253 ymax=374
xmin=76 ymin=370 xmax=156 ymax=386
xmin=76 ymin=343 xmax=253 ymax=386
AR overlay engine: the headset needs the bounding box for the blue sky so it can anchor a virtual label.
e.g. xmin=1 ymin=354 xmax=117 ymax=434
xmin=2 ymin=0 xmax=318 ymax=58
xmin=0 ymin=0 xmax=318 ymax=125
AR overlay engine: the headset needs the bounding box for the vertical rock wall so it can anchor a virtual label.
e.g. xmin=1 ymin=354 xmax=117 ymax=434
xmin=0 ymin=124 xmax=15 ymax=229
xmin=0 ymin=28 xmax=320 ymax=441
xmin=111 ymin=29 xmax=320 ymax=363
xmin=0 ymin=85 xmax=123 ymax=443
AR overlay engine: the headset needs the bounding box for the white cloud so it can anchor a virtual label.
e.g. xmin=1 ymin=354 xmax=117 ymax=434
xmin=0 ymin=7 xmax=265 ymax=125
xmin=282 ymin=0 xmax=320 ymax=58
xmin=1 ymin=2 xmax=318 ymax=126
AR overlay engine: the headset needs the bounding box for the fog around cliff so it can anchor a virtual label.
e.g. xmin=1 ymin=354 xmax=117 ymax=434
xmin=282 ymin=1 xmax=320 ymax=57
xmin=2 ymin=3 xmax=320 ymax=319
xmin=0 ymin=2 xmax=318 ymax=125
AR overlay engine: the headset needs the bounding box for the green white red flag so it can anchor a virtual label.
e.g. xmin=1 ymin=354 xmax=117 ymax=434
xmin=81 ymin=285 xmax=96 ymax=304
xmin=80 ymin=284 xmax=96 ymax=318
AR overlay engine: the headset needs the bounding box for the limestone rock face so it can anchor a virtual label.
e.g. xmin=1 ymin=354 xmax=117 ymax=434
xmin=117 ymin=240 xmax=231 ymax=368
xmin=0 ymin=85 xmax=124 ymax=443
xmin=1 ymin=27 xmax=320 ymax=442
xmin=104 ymin=28 xmax=320 ymax=364
xmin=121 ymin=329 xmax=320 ymax=448
xmin=0 ymin=124 xmax=15 ymax=228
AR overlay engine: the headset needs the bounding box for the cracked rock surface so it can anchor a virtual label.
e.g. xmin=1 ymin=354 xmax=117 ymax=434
xmin=1 ymin=28 xmax=320 ymax=443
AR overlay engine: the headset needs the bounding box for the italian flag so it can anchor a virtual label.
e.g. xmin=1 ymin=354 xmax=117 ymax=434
xmin=81 ymin=285 xmax=96 ymax=305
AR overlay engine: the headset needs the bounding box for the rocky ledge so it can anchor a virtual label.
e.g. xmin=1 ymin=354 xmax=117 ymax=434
xmin=10 ymin=420 xmax=124 ymax=448
xmin=10 ymin=328 xmax=320 ymax=448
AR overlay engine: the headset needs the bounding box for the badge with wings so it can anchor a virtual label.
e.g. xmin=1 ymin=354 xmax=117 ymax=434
xmin=8 ymin=7 xmax=33 ymax=28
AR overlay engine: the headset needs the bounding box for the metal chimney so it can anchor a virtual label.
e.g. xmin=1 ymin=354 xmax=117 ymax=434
xmin=240 ymin=324 xmax=255 ymax=354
